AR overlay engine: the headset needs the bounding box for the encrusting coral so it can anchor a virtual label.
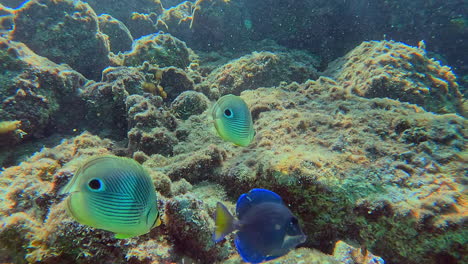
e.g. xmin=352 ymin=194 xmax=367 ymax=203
xmin=0 ymin=0 xmax=466 ymax=261
xmin=122 ymin=33 xmax=193 ymax=69
xmin=0 ymin=37 xmax=87 ymax=141
xmin=97 ymin=14 xmax=134 ymax=54
xmin=11 ymin=0 xmax=111 ymax=80
xmin=325 ymin=40 xmax=465 ymax=115
xmin=198 ymin=50 xmax=319 ymax=98
xmin=0 ymin=120 xmax=24 ymax=135
xmin=0 ymin=120 xmax=26 ymax=146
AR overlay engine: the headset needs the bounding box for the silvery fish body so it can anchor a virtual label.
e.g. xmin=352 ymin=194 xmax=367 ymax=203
xmin=60 ymin=155 xmax=160 ymax=239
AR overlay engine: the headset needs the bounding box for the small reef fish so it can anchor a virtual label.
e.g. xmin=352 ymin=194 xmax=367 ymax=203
xmin=212 ymin=94 xmax=255 ymax=147
xmin=213 ymin=188 xmax=306 ymax=263
xmin=60 ymin=155 xmax=161 ymax=239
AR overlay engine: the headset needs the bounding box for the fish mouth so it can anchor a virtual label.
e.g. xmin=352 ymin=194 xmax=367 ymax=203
xmin=282 ymin=233 xmax=307 ymax=249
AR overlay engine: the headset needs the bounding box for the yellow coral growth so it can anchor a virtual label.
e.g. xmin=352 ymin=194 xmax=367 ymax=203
xmin=141 ymin=82 xmax=167 ymax=99
xmin=0 ymin=120 xmax=26 ymax=137
xmin=0 ymin=120 xmax=21 ymax=134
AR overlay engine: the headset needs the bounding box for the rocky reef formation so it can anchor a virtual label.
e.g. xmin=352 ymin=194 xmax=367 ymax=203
xmin=0 ymin=0 xmax=466 ymax=263
xmin=126 ymin=94 xmax=179 ymax=156
xmin=198 ymin=50 xmax=319 ymax=98
xmin=11 ymin=0 xmax=111 ymax=80
xmin=79 ymin=62 xmax=196 ymax=139
xmin=85 ymin=0 xmax=163 ymax=39
xmin=122 ymin=33 xmax=193 ymax=69
xmin=171 ymin=91 xmax=210 ymax=120
xmin=159 ymin=0 xmax=467 ymax=84
xmin=0 ymin=37 xmax=87 ymax=143
xmin=80 ymin=66 xmax=145 ymax=138
xmin=2 ymin=75 xmax=465 ymax=263
xmin=325 ymin=40 xmax=465 ymax=115
xmin=97 ymin=14 xmax=134 ymax=54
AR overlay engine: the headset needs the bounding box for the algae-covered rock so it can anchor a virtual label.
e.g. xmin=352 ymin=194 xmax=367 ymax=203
xmin=123 ymin=33 xmax=193 ymax=69
xmin=207 ymin=80 xmax=467 ymax=264
xmin=332 ymin=240 xmax=384 ymax=264
xmin=0 ymin=37 xmax=87 ymax=142
xmin=81 ymin=66 xmax=146 ymax=138
xmin=85 ymin=0 xmax=163 ymax=38
xmin=98 ymin=14 xmax=133 ymax=53
xmin=0 ymin=133 xmax=115 ymax=262
xmin=0 ymin=4 xmax=14 ymax=31
xmin=325 ymin=40 xmax=465 ymax=115
xmin=126 ymin=12 xmax=159 ymax=39
xmin=11 ymin=0 xmax=111 ymax=80
xmin=171 ymin=91 xmax=210 ymax=120
xmin=158 ymin=0 xmax=194 ymax=42
xmin=165 ymin=194 xmax=231 ymax=264
xmin=159 ymin=66 xmax=195 ymax=101
xmin=126 ymin=94 xmax=179 ymax=156
xmin=161 ymin=0 xmax=189 ymax=8
xmin=198 ymin=51 xmax=319 ymax=98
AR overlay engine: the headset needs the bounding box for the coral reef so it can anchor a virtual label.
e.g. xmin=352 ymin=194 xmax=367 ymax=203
xmin=159 ymin=66 xmax=195 ymax=100
xmin=126 ymin=12 xmax=159 ymax=39
xmin=85 ymin=0 xmax=163 ymax=39
xmin=0 ymin=37 xmax=87 ymax=141
xmin=126 ymin=94 xmax=179 ymax=156
xmin=122 ymin=33 xmax=193 ymax=69
xmin=0 ymin=120 xmax=26 ymax=146
xmin=0 ymin=0 xmax=466 ymax=262
xmin=97 ymin=14 xmax=134 ymax=54
xmin=171 ymin=91 xmax=210 ymax=120
xmin=198 ymin=51 xmax=319 ymax=98
xmin=11 ymin=0 xmax=111 ymax=80
xmin=333 ymin=240 xmax=384 ymax=264
xmin=325 ymin=40 xmax=465 ymax=115
xmin=165 ymin=193 xmax=231 ymax=263
xmin=81 ymin=66 xmax=146 ymax=138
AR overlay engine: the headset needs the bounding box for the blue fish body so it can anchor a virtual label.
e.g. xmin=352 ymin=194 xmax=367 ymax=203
xmin=213 ymin=189 xmax=306 ymax=263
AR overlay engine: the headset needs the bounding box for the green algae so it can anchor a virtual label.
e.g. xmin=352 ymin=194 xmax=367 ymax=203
xmin=356 ymin=213 xmax=468 ymax=264
xmin=0 ymin=49 xmax=25 ymax=108
xmin=0 ymin=49 xmax=25 ymax=74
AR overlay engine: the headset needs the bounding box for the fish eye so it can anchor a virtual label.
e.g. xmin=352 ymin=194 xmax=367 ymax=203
xmin=290 ymin=217 xmax=298 ymax=225
xmin=88 ymin=178 xmax=103 ymax=191
xmin=223 ymin=108 xmax=233 ymax=118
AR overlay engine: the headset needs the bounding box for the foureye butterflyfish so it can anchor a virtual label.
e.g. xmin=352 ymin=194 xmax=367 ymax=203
xmin=212 ymin=94 xmax=255 ymax=147
xmin=60 ymin=155 xmax=161 ymax=239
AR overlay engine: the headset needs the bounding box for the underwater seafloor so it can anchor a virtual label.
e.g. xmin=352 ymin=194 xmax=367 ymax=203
xmin=0 ymin=0 xmax=467 ymax=263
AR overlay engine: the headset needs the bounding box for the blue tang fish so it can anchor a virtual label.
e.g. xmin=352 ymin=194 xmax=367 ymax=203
xmin=213 ymin=188 xmax=306 ymax=263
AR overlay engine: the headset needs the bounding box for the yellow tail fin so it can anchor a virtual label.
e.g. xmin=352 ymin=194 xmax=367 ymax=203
xmin=213 ymin=202 xmax=235 ymax=242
